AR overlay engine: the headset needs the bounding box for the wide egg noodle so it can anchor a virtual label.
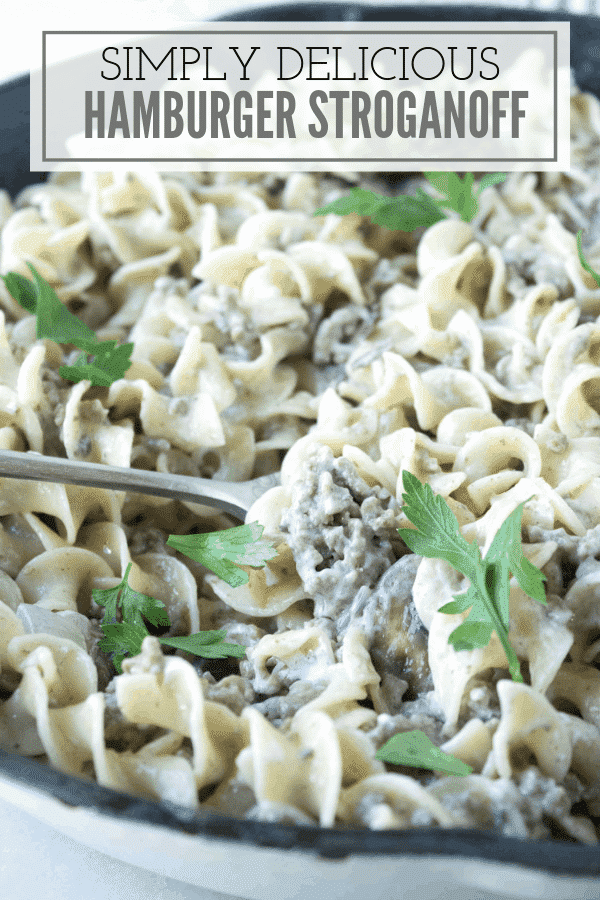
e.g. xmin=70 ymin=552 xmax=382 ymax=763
xmin=62 ymin=380 xmax=134 ymax=466
xmin=114 ymin=636 xmax=248 ymax=792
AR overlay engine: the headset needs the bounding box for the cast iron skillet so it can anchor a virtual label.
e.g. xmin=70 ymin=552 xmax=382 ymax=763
xmin=1 ymin=1 xmax=600 ymax=877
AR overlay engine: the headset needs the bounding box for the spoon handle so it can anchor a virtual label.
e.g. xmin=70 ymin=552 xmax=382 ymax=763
xmin=0 ymin=451 xmax=280 ymax=520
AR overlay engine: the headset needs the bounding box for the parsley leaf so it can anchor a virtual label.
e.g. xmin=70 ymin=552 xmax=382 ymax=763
xmin=158 ymin=630 xmax=247 ymax=659
xmin=60 ymin=341 xmax=134 ymax=387
xmin=479 ymin=498 xmax=547 ymax=606
xmin=8 ymin=263 xmax=98 ymax=345
xmin=0 ymin=271 xmax=38 ymax=314
xmin=478 ymin=172 xmax=508 ymax=192
xmin=398 ymin=471 xmax=546 ymax=683
xmin=93 ymin=562 xmax=247 ymax=673
xmin=576 ymin=230 xmax=600 ymax=288
xmin=167 ymin=521 xmax=278 ymax=588
xmin=0 ymin=263 xmax=133 ymax=386
xmin=375 ymin=729 xmax=472 ymax=776
xmin=398 ymin=471 xmax=484 ymax=583
xmin=423 ymin=171 xmax=477 ymax=222
xmin=314 ymin=186 xmax=445 ymax=231
xmin=314 ymin=172 xmax=506 ymax=231
xmin=98 ymin=620 xmax=151 ymax=674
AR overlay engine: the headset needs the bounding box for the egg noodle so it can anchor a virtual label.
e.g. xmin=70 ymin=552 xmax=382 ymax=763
xmin=0 ymin=83 xmax=600 ymax=841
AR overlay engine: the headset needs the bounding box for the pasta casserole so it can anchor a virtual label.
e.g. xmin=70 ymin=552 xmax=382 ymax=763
xmin=1 ymin=80 xmax=600 ymax=842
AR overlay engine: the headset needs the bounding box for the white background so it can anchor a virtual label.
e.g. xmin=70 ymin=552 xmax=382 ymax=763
xmin=1 ymin=0 xmax=599 ymax=898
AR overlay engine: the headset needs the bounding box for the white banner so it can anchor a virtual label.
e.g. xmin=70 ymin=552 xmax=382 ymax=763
xmin=31 ymin=21 xmax=571 ymax=172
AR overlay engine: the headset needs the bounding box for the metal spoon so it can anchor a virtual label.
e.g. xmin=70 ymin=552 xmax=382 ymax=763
xmin=0 ymin=450 xmax=280 ymax=520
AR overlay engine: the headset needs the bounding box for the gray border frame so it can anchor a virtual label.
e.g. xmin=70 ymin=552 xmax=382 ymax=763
xmin=40 ymin=28 xmax=559 ymax=164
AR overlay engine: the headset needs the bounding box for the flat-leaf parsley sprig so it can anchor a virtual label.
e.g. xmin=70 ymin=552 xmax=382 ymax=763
xmin=313 ymin=171 xmax=506 ymax=230
xmin=94 ymin=562 xmax=247 ymax=674
xmin=95 ymin=522 xmax=277 ymax=671
xmin=1 ymin=263 xmax=133 ymax=386
xmin=398 ymin=471 xmax=547 ymax=683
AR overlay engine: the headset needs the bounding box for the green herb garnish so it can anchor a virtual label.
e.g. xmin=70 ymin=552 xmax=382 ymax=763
xmin=167 ymin=521 xmax=279 ymax=588
xmin=314 ymin=185 xmax=446 ymax=231
xmin=576 ymin=230 xmax=600 ymax=288
xmin=94 ymin=522 xmax=277 ymax=671
xmin=398 ymin=471 xmax=546 ymax=683
xmin=375 ymin=729 xmax=472 ymax=776
xmin=59 ymin=341 xmax=133 ymax=387
xmin=314 ymin=171 xmax=506 ymax=230
xmin=94 ymin=561 xmax=247 ymax=674
xmin=1 ymin=263 xmax=133 ymax=386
